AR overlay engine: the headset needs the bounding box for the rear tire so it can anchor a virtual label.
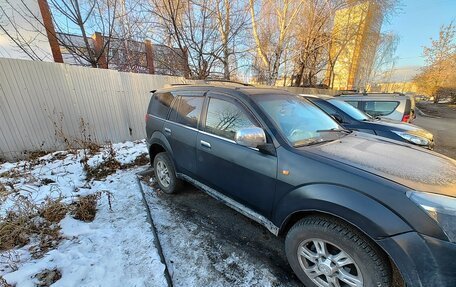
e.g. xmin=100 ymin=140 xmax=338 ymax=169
xmin=285 ymin=216 xmax=392 ymax=287
xmin=153 ymin=152 xmax=183 ymax=194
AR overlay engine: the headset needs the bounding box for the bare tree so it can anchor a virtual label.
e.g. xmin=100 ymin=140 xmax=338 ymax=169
xmin=362 ymin=32 xmax=399 ymax=88
xmin=0 ymin=0 xmax=52 ymax=60
xmin=0 ymin=0 xmax=119 ymax=68
xmin=212 ymin=0 xmax=250 ymax=80
xmin=110 ymin=0 xmax=153 ymax=72
xmin=149 ymin=0 xmax=221 ymax=79
xmin=249 ymin=0 xmax=304 ymax=85
xmin=291 ymin=0 xmax=344 ymax=87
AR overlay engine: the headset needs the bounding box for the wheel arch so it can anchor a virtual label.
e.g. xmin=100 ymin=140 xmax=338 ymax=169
xmin=274 ymin=184 xmax=412 ymax=239
xmin=148 ymin=131 xmax=174 ymax=166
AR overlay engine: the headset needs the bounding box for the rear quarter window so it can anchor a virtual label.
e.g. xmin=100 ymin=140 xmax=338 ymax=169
xmin=364 ymin=101 xmax=399 ymax=116
xmin=148 ymin=92 xmax=176 ymax=118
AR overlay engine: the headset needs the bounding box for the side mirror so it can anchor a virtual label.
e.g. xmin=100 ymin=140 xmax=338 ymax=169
xmin=331 ymin=114 xmax=343 ymax=123
xmin=235 ymin=127 xmax=266 ymax=148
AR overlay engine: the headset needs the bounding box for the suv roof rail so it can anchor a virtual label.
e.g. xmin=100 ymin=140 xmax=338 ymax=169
xmin=337 ymin=91 xmax=406 ymax=97
xmin=203 ymin=79 xmax=253 ymax=86
xmin=162 ymin=79 xmax=252 ymax=89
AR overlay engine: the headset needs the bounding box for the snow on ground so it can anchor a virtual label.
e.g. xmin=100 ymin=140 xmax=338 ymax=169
xmin=0 ymin=141 xmax=167 ymax=287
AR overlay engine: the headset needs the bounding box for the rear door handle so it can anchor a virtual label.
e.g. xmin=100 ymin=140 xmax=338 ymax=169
xmin=164 ymin=127 xmax=171 ymax=134
xmin=200 ymin=140 xmax=211 ymax=149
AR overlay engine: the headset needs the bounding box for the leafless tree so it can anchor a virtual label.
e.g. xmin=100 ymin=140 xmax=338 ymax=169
xmin=249 ymin=0 xmax=304 ymax=85
xmin=291 ymin=0 xmax=345 ymax=87
xmin=362 ymin=32 xmax=399 ymax=88
xmin=0 ymin=0 xmax=119 ymax=68
xmin=149 ymin=0 xmax=218 ymax=79
xmin=212 ymin=0 xmax=250 ymax=80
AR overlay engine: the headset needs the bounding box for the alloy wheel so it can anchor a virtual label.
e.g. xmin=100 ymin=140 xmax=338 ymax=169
xmin=297 ymin=238 xmax=363 ymax=287
xmin=156 ymin=160 xmax=171 ymax=188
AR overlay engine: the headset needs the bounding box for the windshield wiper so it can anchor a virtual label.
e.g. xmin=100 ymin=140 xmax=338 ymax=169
xmin=316 ymin=128 xmax=351 ymax=134
xmin=294 ymin=138 xmax=335 ymax=148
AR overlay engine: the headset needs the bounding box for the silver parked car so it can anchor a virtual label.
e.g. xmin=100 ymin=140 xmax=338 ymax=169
xmin=337 ymin=93 xmax=416 ymax=123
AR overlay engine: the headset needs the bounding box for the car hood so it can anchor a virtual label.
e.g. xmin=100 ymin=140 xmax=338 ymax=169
xmin=369 ymin=119 xmax=433 ymax=140
xmin=307 ymin=133 xmax=456 ymax=197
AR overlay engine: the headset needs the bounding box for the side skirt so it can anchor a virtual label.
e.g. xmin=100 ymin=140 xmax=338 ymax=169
xmin=177 ymin=173 xmax=279 ymax=236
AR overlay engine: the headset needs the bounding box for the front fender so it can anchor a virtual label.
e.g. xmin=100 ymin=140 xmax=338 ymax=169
xmin=274 ymin=184 xmax=412 ymax=239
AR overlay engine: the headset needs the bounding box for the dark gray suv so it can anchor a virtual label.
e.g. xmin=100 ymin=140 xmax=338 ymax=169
xmin=146 ymin=84 xmax=456 ymax=287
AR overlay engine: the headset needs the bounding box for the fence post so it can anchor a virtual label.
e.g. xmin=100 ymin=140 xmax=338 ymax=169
xmin=38 ymin=0 xmax=63 ymax=63
xmin=145 ymin=40 xmax=155 ymax=74
xmin=92 ymin=32 xmax=108 ymax=69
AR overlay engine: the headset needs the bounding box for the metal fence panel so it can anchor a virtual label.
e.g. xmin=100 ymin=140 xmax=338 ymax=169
xmin=0 ymin=58 xmax=187 ymax=160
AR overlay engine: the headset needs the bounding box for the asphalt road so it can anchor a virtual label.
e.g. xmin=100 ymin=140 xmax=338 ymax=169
xmin=414 ymin=112 xmax=456 ymax=159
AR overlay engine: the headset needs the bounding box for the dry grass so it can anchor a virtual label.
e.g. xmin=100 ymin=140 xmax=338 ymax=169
xmin=124 ymin=153 xmax=149 ymax=168
xmin=70 ymin=194 xmax=98 ymax=222
xmin=0 ymin=196 xmax=67 ymax=257
xmin=70 ymin=191 xmax=112 ymax=222
xmin=35 ymin=269 xmax=61 ymax=286
xmin=84 ymin=158 xmax=122 ymax=181
xmin=25 ymin=151 xmax=48 ymax=161
xmin=0 ymin=276 xmax=14 ymax=287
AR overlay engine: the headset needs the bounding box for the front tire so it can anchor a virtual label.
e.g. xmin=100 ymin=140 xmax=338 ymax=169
xmin=153 ymin=152 xmax=183 ymax=194
xmin=285 ymin=216 xmax=392 ymax=287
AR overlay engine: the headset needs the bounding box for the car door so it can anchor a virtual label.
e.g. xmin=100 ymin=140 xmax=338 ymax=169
xmin=163 ymin=92 xmax=205 ymax=178
xmin=196 ymin=92 xmax=277 ymax=217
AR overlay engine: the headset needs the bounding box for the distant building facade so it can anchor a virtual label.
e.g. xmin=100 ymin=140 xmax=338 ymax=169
xmin=326 ymin=1 xmax=382 ymax=90
xmin=56 ymin=32 xmax=188 ymax=76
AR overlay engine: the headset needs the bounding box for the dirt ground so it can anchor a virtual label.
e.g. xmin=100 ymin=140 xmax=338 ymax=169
xmin=415 ymin=102 xmax=456 ymax=159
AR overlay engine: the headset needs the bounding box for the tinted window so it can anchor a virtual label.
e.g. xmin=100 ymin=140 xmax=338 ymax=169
xmin=329 ymin=99 xmax=370 ymax=121
xmin=171 ymin=96 xmax=204 ymax=128
xmin=345 ymin=101 xmax=359 ymax=108
xmin=205 ymin=98 xmax=257 ymax=140
xmin=364 ymin=101 xmax=399 ymax=116
xmin=148 ymin=92 xmax=176 ymax=118
xmin=311 ymin=100 xmax=338 ymax=115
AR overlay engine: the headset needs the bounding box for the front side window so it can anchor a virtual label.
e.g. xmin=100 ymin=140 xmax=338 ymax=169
xmin=205 ymin=98 xmax=258 ymax=140
xmin=255 ymin=94 xmax=346 ymax=147
xmin=364 ymin=101 xmax=399 ymax=116
xmin=170 ymin=96 xmax=204 ymax=128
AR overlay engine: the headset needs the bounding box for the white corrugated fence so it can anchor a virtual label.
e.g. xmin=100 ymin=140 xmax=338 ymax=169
xmin=0 ymin=58 xmax=188 ymax=160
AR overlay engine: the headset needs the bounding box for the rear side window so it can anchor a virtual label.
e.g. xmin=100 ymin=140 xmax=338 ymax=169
xmin=148 ymin=92 xmax=176 ymax=118
xmin=205 ymin=98 xmax=258 ymax=140
xmin=170 ymin=96 xmax=204 ymax=128
xmin=364 ymin=101 xmax=399 ymax=116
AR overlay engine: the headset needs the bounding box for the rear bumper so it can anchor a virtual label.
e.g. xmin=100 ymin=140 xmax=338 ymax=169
xmin=377 ymin=232 xmax=456 ymax=287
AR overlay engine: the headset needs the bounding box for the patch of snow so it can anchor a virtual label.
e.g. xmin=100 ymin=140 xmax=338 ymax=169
xmin=0 ymin=141 xmax=167 ymax=287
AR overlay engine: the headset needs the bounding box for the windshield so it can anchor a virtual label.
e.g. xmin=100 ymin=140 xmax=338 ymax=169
xmin=256 ymin=94 xmax=347 ymax=147
xmin=329 ymin=99 xmax=371 ymax=121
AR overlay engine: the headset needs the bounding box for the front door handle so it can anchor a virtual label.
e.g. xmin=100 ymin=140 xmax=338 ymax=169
xmin=164 ymin=127 xmax=171 ymax=134
xmin=200 ymin=140 xmax=211 ymax=148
